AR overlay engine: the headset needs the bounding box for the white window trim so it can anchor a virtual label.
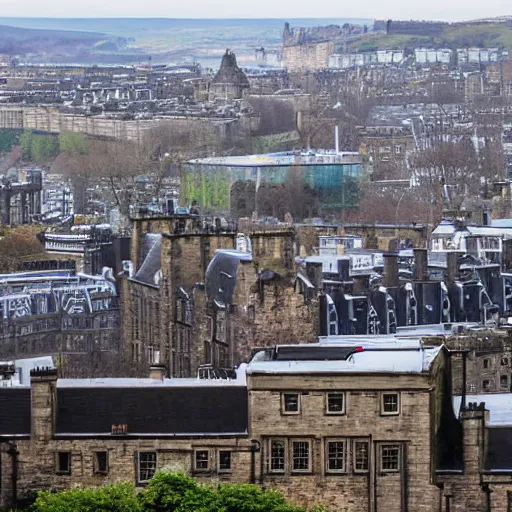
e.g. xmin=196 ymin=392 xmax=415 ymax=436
xmin=325 ymin=392 xmax=346 ymax=415
xmin=380 ymin=392 xmax=400 ymax=416
xmin=217 ymin=449 xmax=232 ymax=473
xmin=193 ymin=449 xmax=211 ymax=472
xmin=325 ymin=438 xmax=347 ymax=474
xmin=290 ymin=439 xmax=312 ymax=474
xmin=268 ymin=438 xmax=287 ymax=474
xmin=380 ymin=444 xmax=401 ymax=473
xmin=281 ymin=392 xmax=301 ymax=415
xmin=353 ymin=439 xmax=370 ymax=473
xmin=137 ymin=451 xmax=157 ymax=483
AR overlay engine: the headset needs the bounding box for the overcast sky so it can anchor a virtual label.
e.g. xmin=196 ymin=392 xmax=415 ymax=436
xmin=0 ymin=0 xmax=510 ymax=21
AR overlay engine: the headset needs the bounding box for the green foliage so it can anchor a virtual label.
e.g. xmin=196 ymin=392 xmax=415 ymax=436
xmin=19 ymin=131 xmax=59 ymax=162
xmin=137 ymin=472 xmax=202 ymax=512
xmin=138 ymin=473 xmax=309 ymax=512
xmin=216 ymin=483 xmax=305 ymax=512
xmin=31 ymin=483 xmax=141 ymax=512
xmin=28 ymin=472 xmax=327 ymax=512
xmin=59 ymin=131 xmax=89 ymax=156
xmin=0 ymin=129 xmax=21 ymax=153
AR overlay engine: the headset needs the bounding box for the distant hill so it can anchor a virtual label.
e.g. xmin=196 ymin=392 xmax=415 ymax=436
xmin=0 ymin=23 xmax=128 ymax=59
xmin=0 ymin=18 xmax=371 ymax=66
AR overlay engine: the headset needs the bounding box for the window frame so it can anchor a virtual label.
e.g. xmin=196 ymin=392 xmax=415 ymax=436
xmin=380 ymin=392 xmax=400 ymax=416
xmin=55 ymin=451 xmax=71 ymax=475
xmin=380 ymin=444 xmax=400 ymax=473
xmin=194 ymin=449 xmax=210 ymax=472
xmin=217 ymin=450 xmax=232 ymax=473
xmin=290 ymin=439 xmax=312 ymax=474
xmin=93 ymin=450 xmax=109 ymax=475
xmin=325 ymin=392 xmax=346 ymax=415
xmin=137 ymin=451 xmax=157 ymax=484
xmin=353 ymin=439 xmax=370 ymax=473
xmin=281 ymin=392 xmax=300 ymax=415
xmin=325 ymin=438 xmax=347 ymax=474
xmin=268 ymin=438 xmax=286 ymax=474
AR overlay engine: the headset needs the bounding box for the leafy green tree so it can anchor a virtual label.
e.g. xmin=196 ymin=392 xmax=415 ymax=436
xmin=138 ymin=472 xmax=307 ymax=512
xmin=19 ymin=130 xmax=59 ymax=161
xmin=216 ymin=483 xmax=305 ymax=512
xmin=137 ymin=472 xmax=200 ymax=512
xmin=31 ymin=483 xmax=141 ymax=512
xmin=29 ymin=472 xmax=326 ymax=512
xmin=0 ymin=129 xmax=21 ymax=153
xmin=59 ymin=131 xmax=89 ymax=156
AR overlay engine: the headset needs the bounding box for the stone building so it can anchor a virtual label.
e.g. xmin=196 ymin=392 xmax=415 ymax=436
xmin=123 ymin=213 xmax=319 ymax=377
xmin=209 ymin=49 xmax=250 ymax=101
xmin=0 ymin=339 xmax=473 ymax=512
xmin=447 ymin=329 xmax=512 ymax=394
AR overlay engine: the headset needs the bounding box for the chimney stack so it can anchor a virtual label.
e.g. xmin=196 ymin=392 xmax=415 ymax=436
xmin=30 ymin=367 xmax=58 ymax=442
xmin=414 ymin=248 xmax=428 ymax=281
xmin=149 ymin=364 xmax=166 ymax=380
xmin=383 ymin=253 xmax=399 ymax=288
xmin=446 ymin=252 xmax=459 ymax=283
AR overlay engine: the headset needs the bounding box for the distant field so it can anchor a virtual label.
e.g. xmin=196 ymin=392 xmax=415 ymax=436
xmin=349 ymin=22 xmax=512 ymax=52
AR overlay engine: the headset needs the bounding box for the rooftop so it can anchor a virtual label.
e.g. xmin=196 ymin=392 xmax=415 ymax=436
xmin=187 ymin=150 xmax=362 ymax=167
xmin=247 ymin=341 xmax=442 ymax=375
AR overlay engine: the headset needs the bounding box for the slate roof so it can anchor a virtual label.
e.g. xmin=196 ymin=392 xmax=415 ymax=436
xmin=56 ymin=386 xmax=248 ymax=436
xmin=0 ymin=388 xmax=30 ymax=435
xmin=205 ymin=249 xmax=252 ymax=306
xmin=486 ymin=428 xmax=512 ymax=470
xmin=134 ymin=234 xmax=161 ymax=286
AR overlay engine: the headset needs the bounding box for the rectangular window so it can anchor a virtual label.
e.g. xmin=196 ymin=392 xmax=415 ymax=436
xmin=502 ymin=357 xmax=509 ymax=366
xmin=381 ymin=445 xmax=400 ymax=472
xmin=218 ymin=451 xmax=232 ymax=473
xmin=381 ymin=392 xmax=400 ymax=415
xmin=94 ymin=451 xmax=108 ymax=474
xmin=282 ymin=393 xmax=300 ymax=414
xmin=291 ymin=440 xmax=311 ymax=473
xmin=326 ymin=393 xmax=345 ymax=415
xmin=194 ymin=450 xmax=210 ymax=471
xmin=483 ymin=379 xmax=490 ymax=391
xmin=325 ymin=440 xmax=346 ymax=473
xmin=354 ymin=441 xmax=369 ymax=472
xmin=138 ymin=452 xmax=157 ymax=483
xmin=501 ymin=375 xmax=509 ymax=389
xmin=483 ymin=358 xmax=490 ymax=369
xmin=269 ymin=439 xmax=285 ymax=473
xmin=56 ymin=452 xmax=71 ymax=475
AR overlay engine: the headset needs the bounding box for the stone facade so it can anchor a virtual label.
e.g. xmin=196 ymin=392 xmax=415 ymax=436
xmin=447 ymin=330 xmax=512 ymax=394
xmin=0 ymin=346 xmax=464 ymax=512
xmin=282 ymin=41 xmax=334 ymax=71
xmin=124 ymin=216 xmax=320 ymax=377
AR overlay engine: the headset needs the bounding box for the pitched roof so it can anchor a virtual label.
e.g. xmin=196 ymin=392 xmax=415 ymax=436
xmin=56 ymin=386 xmax=248 ymax=436
xmin=0 ymin=388 xmax=30 ymax=435
xmin=486 ymin=428 xmax=512 ymax=470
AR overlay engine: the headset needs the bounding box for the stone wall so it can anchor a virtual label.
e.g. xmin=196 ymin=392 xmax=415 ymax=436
xmin=282 ymin=41 xmax=334 ymax=71
xmin=247 ymin=369 xmax=443 ymax=511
